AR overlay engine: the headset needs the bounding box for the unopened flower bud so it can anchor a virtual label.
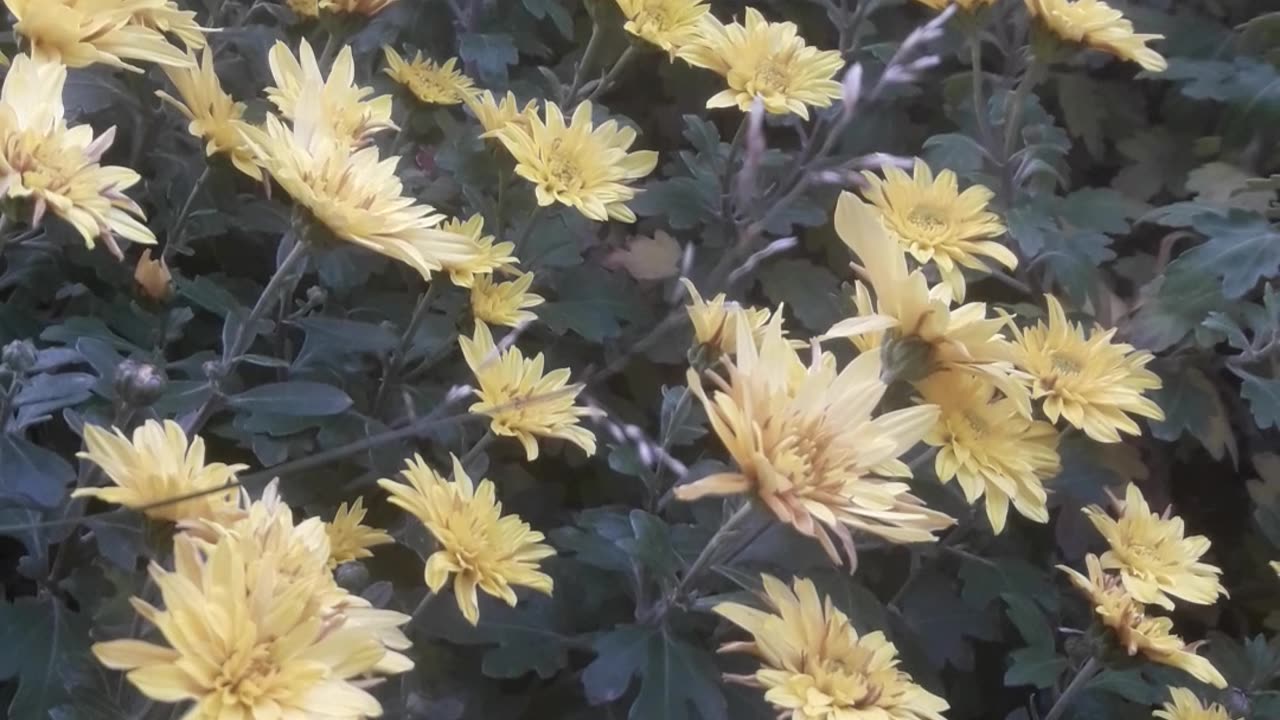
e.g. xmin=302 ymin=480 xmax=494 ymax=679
xmin=134 ymin=249 xmax=174 ymax=303
xmin=1223 ymin=688 xmax=1250 ymax=718
xmin=306 ymin=286 xmax=327 ymax=306
xmin=1 ymin=339 xmax=37 ymax=373
xmin=335 ymin=561 xmax=371 ymax=593
xmin=114 ymin=359 xmax=167 ymax=407
xmin=879 ymin=335 xmax=934 ymax=385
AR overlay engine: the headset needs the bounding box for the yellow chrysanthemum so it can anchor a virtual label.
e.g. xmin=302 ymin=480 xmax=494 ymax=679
xmin=325 ymin=497 xmax=394 ymax=568
xmin=465 ymin=90 xmax=539 ymax=136
xmin=73 ymin=419 xmax=244 ymax=524
xmin=676 ymin=312 xmax=951 ymax=564
xmin=679 ymin=8 xmax=844 ymax=119
xmin=157 ymin=48 xmax=267 ymax=181
xmin=682 ymin=278 xmax=772 ymax=356
xmin=860 ymin=159 xmax=1014 ymax=302
xmin=917 ymin=371 xmax=1060 ymax=534
xmin=1083 ymin=483 xmax=1226 ymax=610
xmin=0 ymin=55 xmax=156 ymax=256
xmin=286 ymin=0 xmax=319 ymax=18
xmin=439 ymin=214 xmax=518 ymax=288
xmin=1155 ymin=687 xmax=1238 ymax=720
xmin=616 ymin=0 xmax=710 ymax=56
xmin=459 ymin=321 xmax=597 ymax=460
xmin=378 ymin=454 xmax=556 ymax=626
xmin=383 ymin=47 xmax=476 ymax=105
xmin=134 ymin=248 xmax=173 ymax=302
xmin=320 ymin=0 xmax=397 ymax=15
xmin=1009 ymin=294 xmax=1164 ymax=443
xmin=92 ymin=532 xmax=398 ymax=719
xmin=266 ymin=39 xmax=395 ymax=148
xmin=129 ymin=0 xmax=206 ymax=52
xmin=5 ymin=0 xmax=193 ymax=72
xmin=492 ymin=100 xmax=658 ymax=223
xmin=913 ymin=0 xmax=996 ymax=10
xmin=715 ymin=575 xmax=949 ymax=720
xmin=471 ymin=273 xmax=544 ymax=328
xmin=1059 ymin=555 xmax=1226 ymax=688
xmin=1025 ymin=0 xmax=1167 ymax=72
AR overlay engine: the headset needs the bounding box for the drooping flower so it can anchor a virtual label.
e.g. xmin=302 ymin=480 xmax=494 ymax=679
xmin=134 ymin=248 xmax=174 ymax=302
xmin=471 ymin=273 xmax=544 ymax=328
xmin=616 ymin=0 xmax=710 ymax=56
xmin=913 ymin=0 xmax=997 ymax=10
xmin=676 ymin=312 xmax=951 ymax=564
xmin=5 ymin=0 xmax=193 ymax=71
xmin=1083 ymin=483 xmax=1226 ymax=610
xmin=459 ymin=322 xmax=597 ymax=460
xmin=320 ymin=0 xmax=398 ymax=16
xmin=0 ymin=55 xmax=156 ymax=256
xmin=1154 ymin=687 xmax=1238 ymax=720
xmin=325 ymin=497 xmax=394 ymax=568
xmin=860 ymin=159 xmax=1014 ymax=302
xmin=378 ymin=455 xmax=555 ymax=626
xmin=464 ymin=90 xmax=539 ymax=136
xmin=157 ymin=48 xmax=267 ymax=180
xmin=1058 ymin=555 xmax=1226 ymax=688
xmin=715 ymin=575 xmax=950 ymax=720
xmin=1008 ymin=294 xmax=1164 ymax=443
xmin=73 ymin=419 xmax=244 ymax=524
xmin=917 ymin=371 xmax=1060 ymax=534
xmin=266 ymin=39 xmax=395 ymax=148
xmin=1025 ymin=0 xmax=1167 ymax=72
xmin=679 ymin=8 xmax=844 ymax=119
xmin=383 ymin=48 xmax=477 ymax=105
xmin=682 ymin=278 xmax=772 ymax=356
xmin=491 ymin=100 xmax=658 ymax=223
xmin=439 ymin=214 xmax=518 ymax=288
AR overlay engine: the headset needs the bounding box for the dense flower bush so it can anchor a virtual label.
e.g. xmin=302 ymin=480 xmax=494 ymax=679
xmin=0 ymin=0 xmax=1278 ymax=718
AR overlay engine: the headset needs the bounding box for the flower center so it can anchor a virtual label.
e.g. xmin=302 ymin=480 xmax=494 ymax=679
xmin=751 ymin=59 xmax=792 ymax=95
xmin=906 ymin=206 xmax=950 ymax=237
xmin=544 ymin=145 xmax=582 ymax=190
xmin=635 ymin=8 xmax=670 ymax=29
xmin=1049 ymin=351 xmax=1084 ymax=376
xmin=215 ymin=643 xmax=279 ymax=705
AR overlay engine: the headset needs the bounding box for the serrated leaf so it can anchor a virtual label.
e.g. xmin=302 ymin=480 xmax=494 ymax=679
xmin=660 ymin=385 xmax=706 ymax=447
xmin=1005 ymin=647 xmax=1067 ymax=689
xmin=1148 ymin=363 xmax=1235 ymax=462
xmin=459 ymin=33 xmax=519 ymax=84
xmin=292 ymin=316 xmax=399 ymax=354
xmin=1058 ymin=188 xmax=1145 ymax=235
xmin=758 ymin=259 xmax=843 ymax=333
xmin=1128 ymin=259 xmax=1227 ymax=352
xmin=1056 ymin=74 xmax=1105 ymax=158
xmin=1181 ymin=211 xmax=1280 ymax=298
xmin=0 ymin=596 xmax=89 ymax=718
xmin=1237 ymin=370 xmax=1280 ymax=431
xmin=900 ymin=568 xmax=1000 ymax=671
xmin=227 ymin=381 xmax=353 ymax=417
xmin=582 ymin=625 xmax=727 ymax=720
xmin=619 ymin=510 xmax=680 ymax=581
xmin=0 ymin=434 xmax=72 ymax=507
xmin=522 ymin=0 xmax=573 ymax=37
xmin=922 ymin=133 xmax=987 ymax=174
xmin=540 ymin=267 xmax=650 ymax=342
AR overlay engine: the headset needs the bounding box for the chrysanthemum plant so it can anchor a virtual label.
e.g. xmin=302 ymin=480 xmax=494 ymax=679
xmin=0 ymin=0 xmax=1277 ymax=718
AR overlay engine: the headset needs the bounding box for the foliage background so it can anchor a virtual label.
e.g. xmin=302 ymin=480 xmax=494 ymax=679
xmin=1 ymin=0 xmax=1280 ymax=718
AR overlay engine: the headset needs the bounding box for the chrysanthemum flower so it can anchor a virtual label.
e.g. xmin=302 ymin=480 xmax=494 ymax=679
xmin=860 ymin=159 xmax=1014 ymax=302
xmin=492 ymin=100 xmax=658 ymax=223
xmin=157 ymin=48 xmax=267 ymax=181
xmin=616 ymin=0 xmax=710 ymax=56
xmin=1155 ymin=687 xmax=1237 ymax=720
xmin=320 ymin=0 xmax=398 ymax=16
xmin=325 ymin=497 xmax=394 ymax=568
xmin=134 ymin=248 xmax=173 ymax=302
xmin=266 ymin=40 xmax=395 ymax=148
xmin=676 ymin=312 xmax=951 ymax=564
xmin=679 ymin=8 xmax=844 ymax=119
xmin=471 ymin=273 xmax=544 ymax=328
xmin=1025 ymin=0 xmax=1167 ymax=72
xmin=383 ymin=48 xmax=477 ymax=105
xmin=465 ymin=90 xmax=539 ymax=136
xmin=439 ymin=214 xmax=518 ymax=288
xmin=129 ymin=0 xmax=207 ymax=52
xmin=0 ymin=55 xmax=156 ymax=256
xmin=378 ymin=455 xmax=555 ymax=626
xmin=5 ymin=0 xmax=193 ymax=71
xmin=73 ymin=419 xmax=244 ymax=524
xmin=287 ymin=0 xmax=319 ymax=18
xmin=459 ymin=322 xmax=597 ymax=460
xmin=914 ymin=0 xmax=997 ymax=10
xmin=1083 ymin=483 xmax=1226 ymax=610
xmin=682 ymin=278 xmax=772 ymax=356
xmin=1059 ymin=555 xmax=1226 ymax=688
xmin=917 ymin=371 xmax=1060 ymax=534
xmin=715 ymin=575 xmax=950 ymax=720
xmin=1009 ymin=294 xmax=1163 ymax=443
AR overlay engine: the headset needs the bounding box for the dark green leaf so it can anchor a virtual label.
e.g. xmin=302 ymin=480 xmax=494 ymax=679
xmin=758 ymin=258 xmax=844 ymax=333
xmin=1148 ymin=363 xmax=1235 ymax=461
xmin=227 ymin=381 xmax=353 ymax=417
xmin=0 ymin=434 xmax=72 ymax=507
xmin=1181 ymin=211 xmax=1280 ymax=298
xmin=619 ymin=510 xmax=680 ymax=581
xmin=1004 ymin=647 xmax=1067 ymax=689
xmin=0 ymin=596 xmax=89 ymax=719
xmin=660 ymin=385 xmax=706 ymax=447
xmin=459 ymin=33 xmax=519 ymax=84
xmin=1237 ymin=370 xmax=1280 ymax=431
xmin=582 ymin=625 xmax=727 ymax=720
xmin=1056 ymin=74 xmax=1105 ymax=158
xmin=522 ymin=0 xmax=573 ymax=37
xmin=1128 ymin=259 xmax=1227 ymax=352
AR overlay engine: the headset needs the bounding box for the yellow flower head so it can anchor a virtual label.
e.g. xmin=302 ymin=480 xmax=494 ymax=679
xmin=679 ymin=8 xmax=845 ymax=119
xmin=320 ymin=0 xmax=398 ymax=15
xmin=861 ymin=159 xmax=1014 ymax=302
xmin=0 ymin=54 xmax=156 ymax=256
xmin=914 ymin=0 xmax=997 ymax=10
xmin=286 ymin=0 xmax=320 ymax=18
xmin=1009 ymin=294 xmax=1164 ymax=443
xmin=266 ymin=39 xmax=395 ymax=148
xmin=917 ymin=371 xmax=1060 ymax=534
xmin=492 ymin=100 xmax=659 ymax=223
xmin=676 ymin=312 xmax=952 ymax=564
xmin=378 ymin=454 xmax=556 ymax=626
xmin=439 ymin=214 xmax=519 ymax=288
xmin=715 ymin=575 xmax=949 ymax=720
xmin=325 ymin=497 xmax=394 ymax=568
xmin=1026 ymin=0 xmax=1167 ymax=72
xmin=92 ymin=532 xmax=399 ymax=719
xmin=383 ymin=47 xmax=477 ymax=105
xmin=682 ymin=278 xmax=772 ymax=356
xmin=459 ymin=322 xmax=597 ymax=460
xmin=5 ymin=0 xmax=193 ymax=72
xmin=471 ymin=272 xmax=545 ymax=328
xmin=134 ymin=248 xmax=173 ymax=302
xmin=1083 ymin=483 xmax=1226 ymax=610
xmin=1059 ymin=555 xmax=1226 ymax=688
xmin=129 ymin=0 xmax=207 ymax=52
xmin=73 ymin=419 xmax=244 ymax=524
xmin=465 ymin=89 xmax=539 ymax=136
xmin=617 ymin=0 xmax=710 ymax=56
xmin=1155 ymin=687 xmax=1238 ymax=720
xmin=157 ymin=48 xmax=267 ymax=181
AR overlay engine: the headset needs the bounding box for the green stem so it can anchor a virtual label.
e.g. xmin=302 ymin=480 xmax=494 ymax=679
xmin=585 ymin=45 xmax=640 ymax=101
xmin=969 ymin=30 xmax=993 ymax=151
xmin=163 ymin=166 xmax=212 ymax=265
xmin=373 ymin=282 xmax=441 ymax=413
xmin=512 ymin=204 xmax=547 ymax=257
xmin=319 ymin=23 xmax=345 ymax=68
xmin=674 ymin=502 xmax=757 ymax=601
xmin=1002 ymin=52 xmax=1045 ymax=169
xmin=1043 ymin=657 xmax=1101 ymax=720
xmin=460 ymin=429 xmax=496 ymax=466
xmin=566 ymin=18 xmax=606 ymax=102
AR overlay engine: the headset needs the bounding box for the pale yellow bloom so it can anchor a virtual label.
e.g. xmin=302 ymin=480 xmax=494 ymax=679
xmin=617 ymin=0 xmax=710 ymax=56
xmin=286 ymin=0 xmax=319 ymax=18
xmin=861 ymin=159 xmax=1014 ymax=302
xmin=716 ymin=575 xmax=949 ymax=720
xmin=679 ymin=8 xmax=844 ymax=119
xmin=492 ymin=100 xmax=658 ymax=223
xmin=325 ymin=497 xmax=394 ymax=568
xmin=383 ymin=48 xmax=477 ymax=105
xmin=134 ymin=249 xmax=173 ymax=302
xmin=129 ymin=0 xmax=206 ymax=52
xmin=682 ymin=278 xmax=771 ymax=355
xmin=1026 ymin=0 xmax=1167 ymax=72
xmin=471 ymin=272 xmax=544 ymax=328
xmin=378 ymin=455 xmax=555 ymax=626
xmin=266 ymin=39 xmax=395 ymax=148
xmin=1155 ymin=688 xmax=1238 ymax=720
xmin=1008 ymin=294 xmax=1164 ymax=443
xmin=1059 ymin=555 xmax=1226 ymax=688
xmin=914 ymin=0 xmax=996 ymax=10
xmin=320 ymin=0 xmax=397 ymax=15
xmin=439 ymin=214 xmax=518 ymax=288
xmin=464 ymin=90 xmax=539 ymax=136
xmin=5 ymin=0 xmax=193 ymax=72
xmin=459 ymin=322 xmax=597 ymax=460
xmin=157 ymin=48 xmax=267 ymax=181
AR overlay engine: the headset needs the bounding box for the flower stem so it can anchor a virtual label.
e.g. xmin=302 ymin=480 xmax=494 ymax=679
xmin=373 ymin=281 xmax=441 ymax=413
xmin=1001 ymin=51 xmax=1046 ymax=174
xmin=162 ymin=166 xmax=212 ymax=265
xmin=1043 ymin=657 xmax=1101 ymax=720
xmin=586 ymin=45 xmax=640 ymax=102
xmin=460 ymin=429 xmax=496 ymax=466
xmin=968 ymin=28 xmax=993 ymax=152
xmin=675 ymin=502 xmax=757 ymax=601
xmin=566 ymin=18 xmax=606 ymax=102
